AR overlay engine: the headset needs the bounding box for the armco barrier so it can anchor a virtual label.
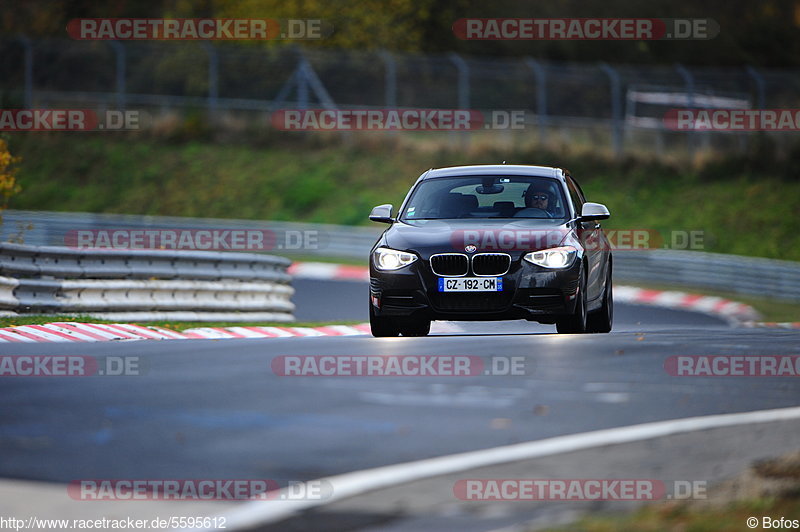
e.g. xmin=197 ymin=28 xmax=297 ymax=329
xmin=0 ymin=209 xmax=382 ymax=260
xmin=0 ymin=242 xmax=294 ymax=321
xmin=612 ymin=250 xmax=800 ymax=302
xmin=3 ymin=210 xmax=800 ymax=303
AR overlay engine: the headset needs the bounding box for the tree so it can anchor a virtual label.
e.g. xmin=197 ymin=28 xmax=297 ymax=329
xmin=0 ymin=138 xmax=22 ymax=225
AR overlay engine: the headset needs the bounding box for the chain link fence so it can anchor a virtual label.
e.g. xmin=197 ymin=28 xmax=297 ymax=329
xmin=2 ymin=37 xmax=800 ymax=155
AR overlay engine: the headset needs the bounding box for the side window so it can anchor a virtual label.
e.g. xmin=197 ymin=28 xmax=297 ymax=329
xmin=566 ymin=178 xmax=585 ymax=217
xmin=572 ymin=178 xmax=588 ymax=203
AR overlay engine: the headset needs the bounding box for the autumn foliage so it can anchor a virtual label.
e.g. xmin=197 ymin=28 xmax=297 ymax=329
xmin=0 ymin=139 xmax=22 ymax=217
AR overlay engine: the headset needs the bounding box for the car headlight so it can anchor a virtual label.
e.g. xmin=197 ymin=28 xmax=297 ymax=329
xmin=524 ymin=246 xmax=577 ymax=269
xmin=373 ymin=247 xmax=418 ymax=271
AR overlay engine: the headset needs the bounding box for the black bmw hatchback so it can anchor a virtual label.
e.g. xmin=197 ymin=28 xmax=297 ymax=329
xmin=368 ymin=165 xmax=613 ymax=337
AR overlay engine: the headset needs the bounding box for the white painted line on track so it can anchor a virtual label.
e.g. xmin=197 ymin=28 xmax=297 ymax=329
xmin=193 ymin=405 xmax=800 ymax=531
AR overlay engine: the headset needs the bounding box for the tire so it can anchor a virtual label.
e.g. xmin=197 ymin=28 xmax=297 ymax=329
xmin=556 ymin=266 xmax=588 ymax=334
xmin=399 ymin=318 xmax=431 ymax=337
xmin=369 ymin=304 xmax=400 ymax=337
xmin=586 ymin=264 xmax=613 ymax=334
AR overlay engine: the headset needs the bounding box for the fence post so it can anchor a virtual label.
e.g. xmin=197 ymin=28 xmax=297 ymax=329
xmin=675 ymin=63 xmax=695 ymax=155
xmin=449 ymin=53 xmax=470 ymax=109
xmin=744 ymin=65 xmax=767 ymax=152
xmin=271 ymin=51 xmax=335 ymax=111
xmin=599 ymin=62 xmax=622 ymax=159
xmin=745 ymin=65 xmax=766 ymax=109
xmin=296 ymin=59 xmax=309 ymax=109
xmin=202 ymin=41 xmax=219 ymax=119
xmin=108 ymin=41 xmax=126 ymax=110
xmin=379 ymin=51 xmax=397 ymax=108
xmin=449 ymin=53 xmax=470 ymax=148
xmin=16 ymin=35 xmax=33 ymax=108
xmin=524 ymin=58 xmax=548 ymax=140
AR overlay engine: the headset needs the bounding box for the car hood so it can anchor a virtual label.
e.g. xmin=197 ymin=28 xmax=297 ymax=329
xmin=383 ymin=219 xmax=572 ymax=258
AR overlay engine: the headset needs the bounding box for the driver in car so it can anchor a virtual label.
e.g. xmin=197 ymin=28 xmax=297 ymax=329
xmin=523 ymin=186 xmax=555 ymax=215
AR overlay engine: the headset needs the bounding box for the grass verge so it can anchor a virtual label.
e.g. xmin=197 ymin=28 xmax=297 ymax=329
xmin=0 ymin=315 xmax=363 ymax=330
xmin=542 ymin=450 xmax=800 ymax=532
xmin=5 ymin=134 xmax=800 ymax=261
xmin=542 ymin=494 xmax=800 ymax=531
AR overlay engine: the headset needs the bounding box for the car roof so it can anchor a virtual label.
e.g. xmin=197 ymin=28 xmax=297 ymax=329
xmin=421 ymin=165 xmax=564 ymax=181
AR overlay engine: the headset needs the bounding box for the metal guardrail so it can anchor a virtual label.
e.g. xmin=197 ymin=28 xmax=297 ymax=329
xmin=0 ymin=241 xmax=294 ymax=321
xmin=0 ymin=210 xmax=382 ymax=260
xmin=612 ymin=250 xmax=800 ymax=302
xmin=4 ymin=210 xmax=800 ymax=303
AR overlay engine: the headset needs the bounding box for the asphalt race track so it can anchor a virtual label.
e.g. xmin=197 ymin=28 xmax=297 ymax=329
xmin=1 ymin=278 xmax=799 ymax=493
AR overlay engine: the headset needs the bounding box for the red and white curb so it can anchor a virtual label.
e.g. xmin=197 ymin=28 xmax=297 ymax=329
xmin=613 ymin=286 xmax=760 ymax=324
xmin=0 ymin=323 xmax=372 ymax=343
xmin=290 ymin=262 xmax=764 ymax=325
xmin=741 ymin=321 xmax=800 ymax=329
xmin=0 ymin=321 xmax=463 ymax=343
xmin=288 ymin=262 xmax=370 ymax=281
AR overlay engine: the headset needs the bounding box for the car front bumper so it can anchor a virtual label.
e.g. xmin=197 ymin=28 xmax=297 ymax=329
xmin=369 ymin=257 xmax=582 ymax=323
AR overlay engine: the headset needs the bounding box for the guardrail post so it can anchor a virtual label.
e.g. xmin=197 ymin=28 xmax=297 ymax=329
xmin=524 ymin=58 xmax=548 ymax=140
xmin=108 ymin=41 xmax=126 ymax=110
xmin=599 ymin=62 xmax=623 ymax=159
xmin=202 ymin=41 xmax=219 ymax=119
xmin=16 ymin=35 xmax=33 ymax=108
xmin=675 ymin=63 xmax=696 ymax=156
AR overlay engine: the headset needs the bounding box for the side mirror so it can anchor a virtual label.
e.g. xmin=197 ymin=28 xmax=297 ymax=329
xmin=369 ymin=204 xmax=394 ymax=224
xmin=579 ymin=202 xmax=610 ymax=221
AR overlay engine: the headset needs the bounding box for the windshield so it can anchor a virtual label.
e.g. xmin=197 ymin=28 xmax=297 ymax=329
xmin=400 ymin=176 xmax=568 ymax=221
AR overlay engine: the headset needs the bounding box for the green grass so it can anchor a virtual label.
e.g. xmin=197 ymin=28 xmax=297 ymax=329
xmin=5 ymin=133 xmax=800 ymax=261
xmin=0 ymin=315 xmax=363 ymax=330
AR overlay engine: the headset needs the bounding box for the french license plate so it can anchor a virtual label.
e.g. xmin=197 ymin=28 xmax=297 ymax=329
xmin=438 ymin=277 xmax=503 ymax=292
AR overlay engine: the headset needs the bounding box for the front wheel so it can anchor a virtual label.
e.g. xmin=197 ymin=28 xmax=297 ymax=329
xmin=369 ymin=305 xmax=400 ymax=337
xmin=556 ymin=267 xmax=587 ymax=334
xmin=586 ymin=264 xmax=613 ymax=334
